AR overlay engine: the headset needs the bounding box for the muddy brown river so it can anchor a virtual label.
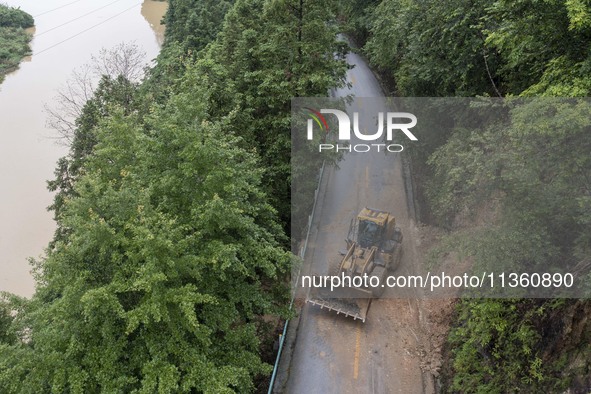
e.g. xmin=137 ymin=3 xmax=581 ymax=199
xmin=0 ymin=0 xmax=167 ymax=297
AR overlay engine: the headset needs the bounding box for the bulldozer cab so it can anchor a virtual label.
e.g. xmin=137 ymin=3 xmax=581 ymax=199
xmin=352 ymin=208 xmax=395 ymax=249
xmin=358 ymin=219 xmax=382 ymax=248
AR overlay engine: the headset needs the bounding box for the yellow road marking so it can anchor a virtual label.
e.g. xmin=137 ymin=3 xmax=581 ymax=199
xmin=353 ymin=321 xmax=361 ymax=379
xmin=351 ymin=74 xmax=357 ymax=85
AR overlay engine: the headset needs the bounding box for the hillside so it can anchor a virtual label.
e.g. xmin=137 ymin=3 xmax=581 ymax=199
xmin=342 ymin=0 xmax=591 ymax=392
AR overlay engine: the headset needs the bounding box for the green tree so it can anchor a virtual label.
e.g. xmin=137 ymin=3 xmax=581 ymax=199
xmin=484 ymin=0 xmax=591 ymax=96
xmin=0 ymin=1 xmax=351 ymax=391
xmin=48 ymin=75 xmax=144 ymax=244
xmin=189 ymin=0 xmax=348 ymax=232
xmin=2 ymin=106 xmax=290 ymax=393
xmin=364 ymin=0 xmax=498 ymax=96
xmin=164 ymin=0 xmax=232 ymax=51
xmin=448 ymin=299 xmax=548 ymax=393
xmin=0 ymin=5 xmax=33 ymax=83
xmin=0 ymin=299 xmax=15 ymax=346
xmin=0 ymin=5 xmax=33 ymax=28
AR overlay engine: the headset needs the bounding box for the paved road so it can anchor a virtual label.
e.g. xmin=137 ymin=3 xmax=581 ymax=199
xmin=283 ymin=50 xmax=430 ymax=393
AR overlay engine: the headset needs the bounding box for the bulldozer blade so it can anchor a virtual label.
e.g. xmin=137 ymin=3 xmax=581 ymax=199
xmin=305 ymin=286 xmax=373 ymax=322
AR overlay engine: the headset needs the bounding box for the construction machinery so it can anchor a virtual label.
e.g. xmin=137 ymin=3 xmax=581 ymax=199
xmin=305 ymin=207 xmax=403 ymax=322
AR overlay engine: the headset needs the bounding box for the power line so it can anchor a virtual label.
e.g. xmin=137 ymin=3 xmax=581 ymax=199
xmin=35 ymin=0 xmax=128 ymax=37
xmin=34 ymin=0 xmax=88 ymax=18
xmin=35 ymin=3 xmax=142 ymax=56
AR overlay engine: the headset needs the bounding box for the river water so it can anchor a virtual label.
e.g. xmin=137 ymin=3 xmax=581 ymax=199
xmin=0 ymin=0 xmax=167 ymax=297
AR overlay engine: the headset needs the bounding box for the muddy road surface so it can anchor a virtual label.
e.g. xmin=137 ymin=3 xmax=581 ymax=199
xmin=282 ymin=50 xmax=434 ymax=394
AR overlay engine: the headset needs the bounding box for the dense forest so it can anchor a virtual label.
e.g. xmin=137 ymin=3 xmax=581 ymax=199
xmin=0 ymin=4 xmax=34 ymax=83
xmin=0 ymin=0 xmax=346 ymax=392
xmin=0 ymin=0 xmax=590 ymax=392
xmin=342 ymin=0 xmax=591 ymax=392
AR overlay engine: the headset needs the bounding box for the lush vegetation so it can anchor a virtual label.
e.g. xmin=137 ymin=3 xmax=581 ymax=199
xmin=0 ymin=4 xmax=34 ymax=83
xmin=0 ymin=0 xmax=346 ymax=392
xmin=2 ymin=0 xmax=588 ymax=391
xmin=342 ymin=0 xmax=591 ymax=392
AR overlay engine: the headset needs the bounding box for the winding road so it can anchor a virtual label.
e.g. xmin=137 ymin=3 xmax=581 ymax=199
xmin=281 ymin=50 xmax=433 ymax=393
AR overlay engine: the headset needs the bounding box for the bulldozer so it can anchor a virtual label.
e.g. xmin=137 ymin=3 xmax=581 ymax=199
xmin=305 ymin=207 xmax=403 ymax=322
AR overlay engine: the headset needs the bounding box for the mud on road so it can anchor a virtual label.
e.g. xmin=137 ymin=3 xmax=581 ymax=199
xmin=283 ymin=153 xmax=443 ymax=393
xmin=277 ymin=47 xmax=454 ymax=393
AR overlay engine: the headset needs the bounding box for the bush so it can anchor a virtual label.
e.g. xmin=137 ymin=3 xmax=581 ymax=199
xmin=0 ymin=4 xmax=34 ymax=29
xmin=0 ymin=5 xmax=33 ymax=82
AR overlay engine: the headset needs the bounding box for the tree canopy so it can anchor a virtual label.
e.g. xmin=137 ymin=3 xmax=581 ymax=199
xmin=0 ymin=0 xmax=347 ymax=392
xmin=0 ymin=4 xmax=33 ymax=83
xmin=342 ymin=0 xmax=591 ymax=391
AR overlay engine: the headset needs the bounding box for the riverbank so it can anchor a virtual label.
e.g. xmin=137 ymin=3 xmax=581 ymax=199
xmin=0 ymin=5 xmax=34 ymax=84
xmin=0 ymin=0 xmax=167 ymax=298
